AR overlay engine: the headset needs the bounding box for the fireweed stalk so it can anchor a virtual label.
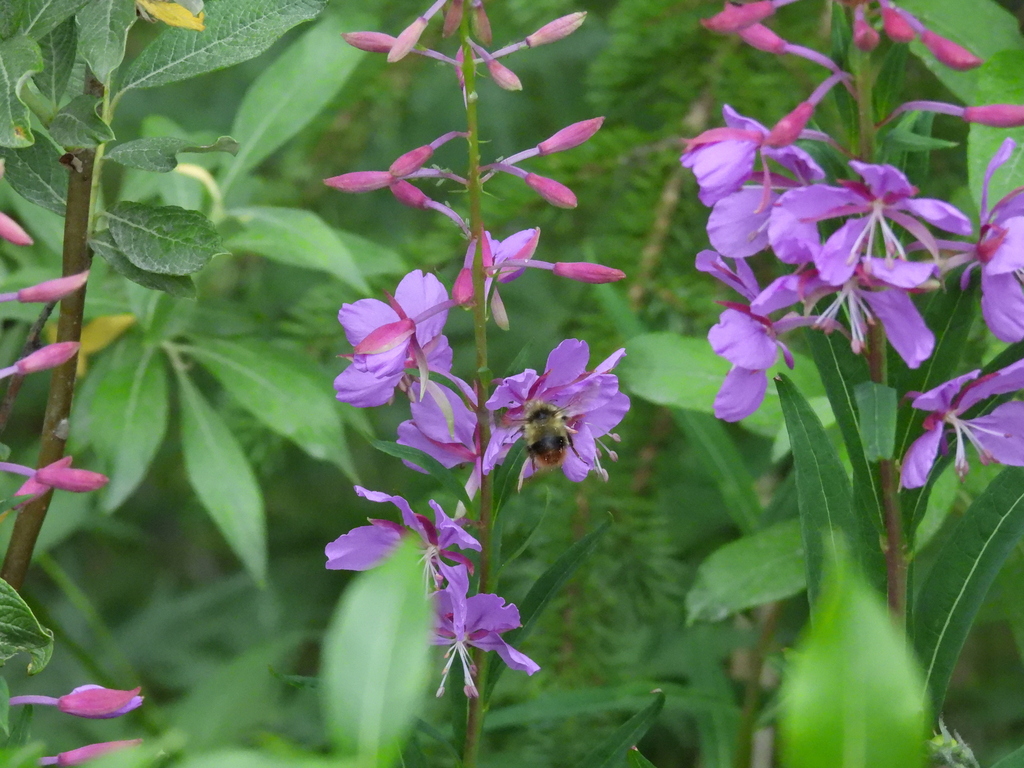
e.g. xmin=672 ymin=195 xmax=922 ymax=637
xmin=324 ymin=5 xmax=627 ymax=765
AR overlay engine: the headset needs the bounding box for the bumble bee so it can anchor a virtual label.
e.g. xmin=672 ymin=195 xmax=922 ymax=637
xmin=520 ymin=399 xmax=580 ymax=471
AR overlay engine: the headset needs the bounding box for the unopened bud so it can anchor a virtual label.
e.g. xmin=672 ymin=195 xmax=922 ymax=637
xmin=43 ymin=740 xmax=143 ymax=767
xmin=922 ymin=31 xmax=982 ymax=71
xmin=354 ymin=319 xmax=416 ymax=355
xmin=853 ymin=18 xmax=879 ymax=51
xmin=389 ymin=146 xmax=434 ymax=177
xmin=538 ymin=117 xmax=604 ymax=155
xmin=553 ymin=262 xmax=626 ymax=283
xmin=442 ymin=0 xmax=464 ymax=37
xmin=58 ymin=686 xmax=143 ymax=719
xmin=525 ymin=12 xmax=586 ymax=47
xmin=472 ymin=0 xmax=492 ymax=45
xmin=452 ymin=268 xmax=474 ymax=305
xmin=737 ymin=23 xmax=787 ymax=54
xmin=390 ymin=180 xmax=432 ymax=209
xmin=324 ymin=171 xmax=393 ymax=193
xmin=341 ymin=31 xmax=398 ymax=53
xmin=963 ymin=104 xmax=1024 ymax=128
xmin=0 ymin=213 xmax=32 ymax=246
xmin=388 ymin=17 xmax=428 ymax=62
xmin=526 ymin=174 xmax=577 ymax=208
xmin=881 ymin=7 xmax=916 ymax=43
xmin=765 ymin=102 xmax=813 ymax=147
xmin=701 ymin=1 xmax=775 ymax=33
xmin=17 ymin=272 xmax=89 ymax=303
xmin=17 ymin=342 xmax=79 ymax=374
xmin=486 ymin=59 xmax=522 ymax=91
xmin=35 ymin=457 xmax=109 ymax=493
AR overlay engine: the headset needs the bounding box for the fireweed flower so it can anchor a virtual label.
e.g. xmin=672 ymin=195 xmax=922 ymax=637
xmin=484 ymin=339 xmax=628 ymax=484
xmin=432 ymin=564 xmax=538 ymax=697
xmin=0 ymin=272 xmax=88 ymax=303
xmin=900 ymin=360 xmax=1024 ymax=489
xmin=11 ymin=685 xmax=143 ymax=719
xmin=325 ymin=486 xmax=480 ymax=589
xmin=39 ymin=739 xmax=144 ymax=766
xmin=0 ymin=160 xmax=33 ymax=247
xmin=2 ymin=455 xmax=108 ymax=504
xmin=454 ymin=229 xmax=540 ymax=328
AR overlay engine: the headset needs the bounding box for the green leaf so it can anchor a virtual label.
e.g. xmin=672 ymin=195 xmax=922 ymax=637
xmin=91 ymin=229 xmax=197 ymax=298
xmin=0 ymin=36 xmax=43 ymax=149
xmin=2 ymin=706 xmax=33 ymax=750
xmin=627 ymin=750 xmax=658 ymax=768
xmin=573 ymin=692 xmax=665 ymax=768
xmin=370 ymin=440 xmax=472 ymax=512
xmin=32 ymin=16 xmax=76 ymax=110
xmin=0 ymin=135 xmax=67 ymax=214
xmin=106 ymin=201 xmax=226 ymax=275
xmin=177 ymin=372 xmax=266 ymax=584
xmin=321 ymin=539 xmax=432 ymax=763
xmin=882 ymin=122 xmax=959 ymax=154
xmin=0 ymin=578 xmax=54 ymax=674
xmin=993 ymin=744 xmax=1024 ymax=768
xmin=853 ymin=382 xmax=897 ymax=461
xmin=16 ymin=0 xmax=89 ymax=38
xmin=911 ymin=467 xmax=1024 ymax=712
xmin=0 ymin=677 xmax=7 ymax=737
xmin=780 ymin=557 xmax=928 ymax=768
xmin=226 ymin=207 xmax=369 ymax=292
xmin=185 ymin=337 xmax=356 ymax=477
xmin=118 ymin=0 xmax=327 ymax=93
xmin=686 ymin=520 xmax=805 ymax=623
xmin=968 ymin=51 xmax=1024 ymax=208
xmin=221 ymin=9 xmax=369 ymax=192
xmin=49 ymin=93 xmax=115 ymax=148
xmin=105 ymin=135 xmax=238 ymax=172
xmin=873 ymin=43 xmax=908 ymax=124
xmin=75 ymin=0 xmax=136 ymax=84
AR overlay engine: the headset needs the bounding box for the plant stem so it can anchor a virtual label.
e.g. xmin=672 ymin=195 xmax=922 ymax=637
xmin=0 ymin=75 xmax=103 ymax=591
xmin=734 ymin=603 xmax=781 ymax=768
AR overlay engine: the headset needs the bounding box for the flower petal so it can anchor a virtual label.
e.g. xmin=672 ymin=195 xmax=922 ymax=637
xmin=325 ymin=523 xmax=402 ymax=570
xmin=900 ymin=425 xmax=943 ymax=489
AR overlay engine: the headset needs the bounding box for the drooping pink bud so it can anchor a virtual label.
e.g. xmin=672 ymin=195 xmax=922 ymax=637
xmin=341 ymin=31 xmax=398 ymax=53
xmin=388 ymin=17 xmax=428 ymax=62
xmin=453 ymin=268 xmax=474 ymax=305
xmin=963 ymin=105 xmax=1024 ymax=128
xmin=853 ymin=15 xmax=879 ymax=51
xmin=486 ymin=59 xmax=522 ymax=91
xmin=471 ymin=0 xmax=492 ymax=45
xmin=525 ymin=174 xmax=577 ymax=208
xmin=389 ymin=146 xmax=434 ymax=177
xmin=921 ymin=31 xmax=982 ymax=71
xmin=324 ymin=171 xmax=393 ymax=193
xmin=881 ymin=7 xmax=916 ymax=43
xmin=17 ymin=271 xmax=89 ymax=303
xmin=0 ymin=212 xmax=33 ymax=246
xmin=552 ymin=262 xmax=626 ymax=283
xmin=764 ymin=102 xmax=814 ymax=147
xmin=525 ymin=12 xmax=586 ymax=47
xmin=442 ymin=0 xmax=464 ymax=37
xmin=354 ymin=319 xmax=416 ymax=355
xmin=16 ymin=342 xmax=79 ymax=374
xmin=40 ymin=739 xmax=143 ymax=767
xmin=35 ymin=457 xmax=109 ymax=492
xmin=538 ymin=117 xmax=605 ymax=155
xmin=58 ymin=686 xmax=143 ymax=719
xmin=390 ymin=180 xmax=432 ymax=209
xmin=737 ymin=23 xmax=787 ymax=54
xmin=702 ymin=1 xmax=775 ymax=33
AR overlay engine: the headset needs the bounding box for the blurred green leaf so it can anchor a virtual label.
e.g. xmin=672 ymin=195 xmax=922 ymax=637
xmin=627 ymin=749 xmax=658 ymax=768
xmin=882 ymin=123 xmax=958 ymax=154
xmin=574 ymin=692 xmax=665 ymax=768
xmin=106 ymin=201 xmax=226 ymax=275
xmin=0 ymin=705 xmax=33 ymax=749
xmin=16 ymin=0 xmax=89 ymax=38
xmin=105 ymin=135 xmax=238 ymax=172
xmin=32 ymin=16 xmax=76 ymax=111
xmin=226 ymin=207 xmax=369 ymax=292
xmin=370 ymin=440 xmax=471 ymax=512
xmin=912 ymin=467 xmax=1024 ymax=712
xmin=322 ymin=539 xmax=432 ymax=764
xmin=118 ymin=0 xmax=327 ymax=92
xmin=686 ymin=520 xmax=805 ymax=624
xmin=0 ymin=36 xmax=43 ymax=149
xmin=873 ymin=43 xmax=907 ymax=124
xmin=0 ymin=745 xmax=41 ymax=768
xmin=91 ymin=229 xmax=198 ymax=297
xmin=49 ymin=93 xmax=115 ymax=148
xmin=177 ymin=752 xmax=356 ymax=768
xmin=75 ymin=0 xmax=135 ymax=85
xmin=0 ymin=578 xmax=54 ymax=674
xmin=853 ymin=382 xmax=897 ymax=461
xmin=993 ymin=744 xmax=1024 ymax=768
xmin=0 ymin=676 xmax=8 ymax=737
xmin=0 ymin=135 xmax=67 ymax=214
xmin=968 ymin=52 xmax=1024 ymax=208
xmin=780 ymin=557 xmax=927 ymax=768
xmin=177 ymin=372 xmax=267 ymax=584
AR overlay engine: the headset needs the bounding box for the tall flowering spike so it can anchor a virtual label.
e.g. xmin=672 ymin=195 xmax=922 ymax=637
xmin=921 ymin=31 xmax=982 ymax=71
xmin=525 ymin=12 xmax=586 ymax=48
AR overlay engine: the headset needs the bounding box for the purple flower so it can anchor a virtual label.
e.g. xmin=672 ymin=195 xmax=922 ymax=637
xmin=325 ymin=486 xmax=480 ymax=587
xmin=10 ymin=685 xmax=143 ymax=719
xmin=432 ymin=565 xmax=538 ymax=697
xmin=484 ymin=339 xmax=629 ymax=483
xmin=455 ymin=229 xmax=539 ymax=329
xmin=39 ymin=739 xmax=143 ymax=766
xmin=900 ymin=359 xmax=1024 ymax=488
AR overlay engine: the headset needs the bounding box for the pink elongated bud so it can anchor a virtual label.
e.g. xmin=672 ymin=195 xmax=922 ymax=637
xmin=35 ymin=457 xmax=109 ymax=492
xmin=390 ymin=146 xmax=434 ymax=177
xmin=388 ymin=17 xmax=428 ymax=62
xmin=538 ymin=117 xmax=605 ymax=155
xmin=40 ymin=739 xmax=143 ymax=766
xmin=354 ymin=319 xmax=416 ymax=354
xmin=922 ymin=31 xmax=982 ymax=71
xmin=472 ymin=1 xmax=492 ymax=45
xmin=16 ymin=342 xmax=79 ymax=374
xmin=702 ymin=1 xmax=775 ymax=33
xmin=486 ymin=59 xmax=522 ymax=91
xmin=341 ymin=31 xmax=397 ymax=53
xmin=853 ymin=17 xmax=880 ymax=51
xmin=390 ymin=180 xmax=432 ymax=209
xmin=737 ymin=23 xmax=786 ymax=54
xmin=881 ymin=7 xmax=916 ymax=43
xmin=764 ymin=102 xmax=814 ymax=147
xmin=453 ymin=268 xmax=474 ymax=305
xmin=58 ymin=686 xmax=143 ymax=719
xmin=963 ymin=104 xmax=1024 ymax=128
xmin=0 ymin=212 xmax=32 ymax=246
xmin=526 ymin=174 xmax=577 ymax=208
xmin=324 ymin=171 xmax=393 ymax=193
xmin=442 ymin=0 xmax=464 ymax=36
xmin=525 ymin=12 xmax=586 ymax=47
xmin=17 ymin=271 xmax=89 ymax=303
xmin=553 ymin=262 xmax=625 ymax=283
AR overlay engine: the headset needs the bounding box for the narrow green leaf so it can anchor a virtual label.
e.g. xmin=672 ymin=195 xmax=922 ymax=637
xmin=3 ymin=705 xmax=33 ymax=749
xmin=573 ymin=692 xmax=665 ymax=768
xmin=0 ymin=135 xmax=67 ymax=214
xmin=118 ymin=0 xmax=326 ymax=93
xmin=106 ymin=201 xmax=226 ymax=275
xmin=91 ymin=229 xmax=198 ymax=298
xmin=32 ymin=16 xmax=76 ymax=110
xmin=873 ymin=43 xmax=907 ymax=124
xmin=0 ymin=36 xmax=43 ymax=149
xmin=882 ymin=124 xmax=958 ymax=154
xmin=911 ymin=467 xmax=1024 ymax=712
xmin=993 ymin=744 xmax=1024 ymax=768
xmin=17 ymin=0 xmax=89 ymax=38
xmin=49 ymin=93 xmax=115 ymax=148
xmin=177 ymin=372 xmax=266 ymax=584
xmin=75 ymin=0 xmax=136 ymax=84
xmin=853 ymin=382 xmax=897 ymax=461
xmin=0 ymin=671 xmax=8 ymax=738
xmin=226 ymin=207 xmax=369 ymax=292
xmin=105 ymin=135 xmax=238 ymax=172
xmin=627 ymin=749 xmax=658 ymax=768
xmin=322 ymin=539 xmax=432 ymax=763
xmin=968 ymin=51 xmax=1024 ymax=208
xmin=0 ymin=578 xmax=54 ymax=674
xmin=370 ymin=440 xmax=472 ymax=512
xmin=686 ymin=519 xmax=805 ymax=623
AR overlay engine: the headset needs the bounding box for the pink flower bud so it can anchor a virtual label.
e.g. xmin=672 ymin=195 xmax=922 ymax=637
xmin=17 ymin=271 xmax=89 ymax=303
xmin=388 ymin=17 xmax=428 ymax=62
xmin=354 ymin=319 xmax=416 ymax=355
xmin=486 ymin=59 xmax=522 ymax=91
xmin=324 ymin=171 xmax=393 ymax=193
xmin=853 ymin=18 xmax=879 ymax=51
xmin=538 ymin=117 xmax=605 ymax=155
xmin=42 ymin=739 xmax=143 ymax=766
xmin=963 ymin=104 xmax=1024 ymax=128
xmin=701 ymin=1 xmax=775 ymax=33
xmin=58 ymin=686 xmax=143 ymax=719
xmin=737 ymin=23 xmax=787 ymax=54
xmin=764 ymin=102 xmax=814 ymax=147
xmin=0 ymin=212 xmax=32 ymax=246
xmin=453 ymin=268 xmax=474 ymax=305
xmin=922 ymin=31 xmax=982 ymax=71
xmin=442 ymin=0 xmax=464 ymax=37
xmin=16 ymin=342 xmax=79 ymax=374
xmin=472 ymin=1 xmax=492 ymax=45
xmin=389 ymin=146 xmax=434 ymax=177
xmin=341 ymin=31 xmax=398 ymax=53
xmin=526 ymin=174 xmax=577 ymax=208
xmin=525 ymin=12 xmax=586 ymax=47
xmin=35 ymin=458 xmax=109 ymax=492
xmin=390 ymin=180 xmax=432 ymax=209
xmin=881 ymin=7 xmax=916 ymax=43
xmin=552 ymin=262 xmax=626 ymax=283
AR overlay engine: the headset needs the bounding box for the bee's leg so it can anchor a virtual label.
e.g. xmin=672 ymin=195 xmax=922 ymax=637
xmin=566 ymin=432 xmax=582 ymax=460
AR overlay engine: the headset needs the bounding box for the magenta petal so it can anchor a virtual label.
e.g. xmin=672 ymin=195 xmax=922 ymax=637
xmin=911 ymin=371 xmax=980 ymax=412
xmin=339 ymin=298 xmax=399 ymax=347
xmin=681 ymin=140 xmax=758 ymax=206
xmin=334 ymin=365 xmax=402 ymax=407
xmin=709 ymin=309 xmax=778 ymax=369
xmin=464 ymin=592 xmax=521 ymax=634
xmin=752 ymin=275 xmax=803 ymax=316
xmin=583 ymin=390 xmax=630 ymax=437
xmin=707 ymin=187 xmax=772 ymax=258
xmin=393 ymin=270 xmax=449 ymax=343
xmin=544 ymin=339 xmax=591 ymax=387
xmin=850 ymin=160 xmax=915 ymax=199
xmin=815 ymin=219 xmax=867 ymax=285
xmin=862 ymin=289 xmax=934 ymax=369
xmin=761 ymin=144 xmax=825 ymax=184
xmin=767 ymin=202 xmax=820 ymax=265
xmin=714 ymin=366 xmax=768 ymax=422
xmin=900 ymin=426 xmax=944 ymax=489
xmin=959 ymin=358 xmax=1024 ymax=409
xmin=695 ymin=250 xmax=761 ymax=299
xmin=560 ymin=426 xmax=596 ymax=481
xmin=325 ymin=524 xmax=402 ymax=570
xmin=969 ymin=402 xmax=1024 ymax=466
xmin=864 ymin=257 xmax=936 ymax=289
xmin=472 ymin=632 xmax=540 ymax=674
xmin=986 ymin=218 xmax=1024 ymax=274
xmin=900 ymin=197 xmax=973 ymax=236
xmin=430 ymin=500 xmax=481 ymax=552
xmin=981 ymin=270 xmax=1024 ymax=344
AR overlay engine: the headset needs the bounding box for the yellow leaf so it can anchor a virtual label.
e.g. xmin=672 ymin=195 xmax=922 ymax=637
xmin=136 ymin=0 xmax=206 ymax=30
xmin=46 ymin=314 xmax=136 ymax=377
